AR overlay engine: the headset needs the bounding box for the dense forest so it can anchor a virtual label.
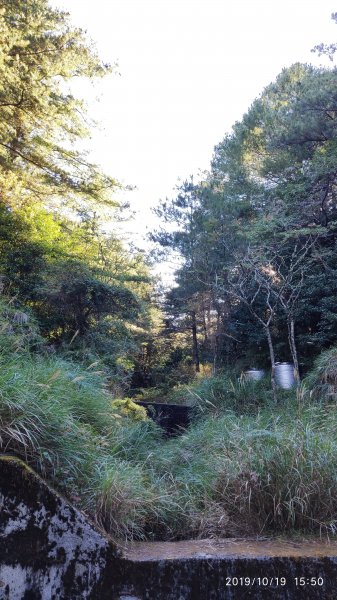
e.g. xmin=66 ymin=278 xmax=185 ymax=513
xmin=153 ymin=56 xmax=337 ymax=390
xmin=2 ymin=0 xmax=337 ymax=542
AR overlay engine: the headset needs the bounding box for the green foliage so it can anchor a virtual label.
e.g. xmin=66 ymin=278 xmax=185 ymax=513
xmin=0 ymin=297 xmax=42 ymax=352
xmin=0 ymin=0 xmax=118 ymax=209
xmin=87 ymin=455 xmax=169 ymax=540
xmin=0 ymin=204 xmax=157 ymax=383
xmin=111 ymin=398 xmax=148 ymax=422
xmin=36 ymin=259 xmax=139 ymax=335
xmin=0 ymin=298 xmax=165 ymax=538
xmin=0 ymin=0 xmax=166 ymax=397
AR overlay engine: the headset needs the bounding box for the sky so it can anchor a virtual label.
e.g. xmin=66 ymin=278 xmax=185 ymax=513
xmin=50 ymin=0 xmax=337 ymax=259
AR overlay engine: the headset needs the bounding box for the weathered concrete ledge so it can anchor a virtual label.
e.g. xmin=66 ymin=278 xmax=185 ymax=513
xmin=1 ymin=456 xmax=337 ymax=599
xmin=118 ymin=538 xmax=337 ymax=599
xmin=0 ymin=455 xmax=122 ymax=600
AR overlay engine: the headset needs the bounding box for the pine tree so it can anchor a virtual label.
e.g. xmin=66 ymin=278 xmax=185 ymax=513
xmin=0 ymin=0 xmax=118 ymax=209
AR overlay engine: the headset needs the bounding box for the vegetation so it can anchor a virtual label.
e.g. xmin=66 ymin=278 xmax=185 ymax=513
xmin=3 ymin=300 xmax=337 ymax=541
xmin=0 ymin=0 xmax=164 ymax=392
xmin=2 ymin=1 xmax=337 ymax=544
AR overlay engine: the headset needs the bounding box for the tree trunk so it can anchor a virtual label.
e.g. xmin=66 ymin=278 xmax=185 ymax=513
xmin=265 ymin=324 xmax=277 ymax=402
xmin=212 ymin=310 xmax=221 ymax=374
xmin=288 ymin=318 xmax=300 ymax=385
xmin=191 ymin=310 xmax=200 ymax=373
xmin=202 ymin=302 xmax=208 ymax=344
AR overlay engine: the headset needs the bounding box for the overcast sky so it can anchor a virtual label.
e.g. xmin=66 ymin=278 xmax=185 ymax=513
xmin=50 ymin=0 xmax=336 ymax=252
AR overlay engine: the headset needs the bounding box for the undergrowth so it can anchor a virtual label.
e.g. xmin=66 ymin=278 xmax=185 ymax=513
xmin=2 ymin=297 xmax=337 ymax=541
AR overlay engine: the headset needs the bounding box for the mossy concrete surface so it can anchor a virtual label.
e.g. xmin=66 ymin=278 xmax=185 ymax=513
xmin=0 ymin=455 xmax=122 ymax=600
xmin=118 ymin=555 xmax=337 ymax=599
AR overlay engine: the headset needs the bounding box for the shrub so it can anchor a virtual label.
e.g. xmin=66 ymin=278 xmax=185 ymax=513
xmin=304 ymin=345 xmax=337 ymax=401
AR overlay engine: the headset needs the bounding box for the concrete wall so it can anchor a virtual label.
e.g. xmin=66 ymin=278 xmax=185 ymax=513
xmin=0 ymin=456 xmax=121 ymax=600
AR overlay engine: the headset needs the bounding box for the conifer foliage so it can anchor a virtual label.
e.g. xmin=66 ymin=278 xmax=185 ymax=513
xmin=0 ymin=0 xmax=117 ymax=207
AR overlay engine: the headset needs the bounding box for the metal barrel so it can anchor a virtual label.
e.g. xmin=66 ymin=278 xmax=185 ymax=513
xmin=244 ymin=369 xmax=265 ymax=382
xmin=275 ymin=362 xmax=295 ymax=389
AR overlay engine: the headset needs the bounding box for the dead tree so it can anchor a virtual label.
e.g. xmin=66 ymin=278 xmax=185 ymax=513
xmin=266 ymin=236 xmax=317 ymax=385
xmin=221 ymin=254 xmax=279 ymax=401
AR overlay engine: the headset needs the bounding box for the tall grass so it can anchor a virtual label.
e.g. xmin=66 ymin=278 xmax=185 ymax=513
xmin=304 ymin=344 xmax=337 ymax=401
xmin=167 ymin=372 xmax=277 ymax=414
xmin=2 ymin=298 xmax=337 ymax=540
xmin=140 ymin=399 xmax=337 ymax=538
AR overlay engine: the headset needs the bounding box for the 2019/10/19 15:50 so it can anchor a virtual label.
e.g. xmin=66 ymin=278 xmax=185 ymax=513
xmin=225 ymin=577 xmax=324 ymax=587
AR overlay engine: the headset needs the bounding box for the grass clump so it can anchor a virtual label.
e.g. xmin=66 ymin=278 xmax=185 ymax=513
xmin=304 ymin=345 xmax=337 ymax=401
xmin=167 ymin=372 xmax=276 ymax=414
xmin=211 ymin=404 xmax=337 ymax=535
xmin=144 ymin=400 xmax=337 ymax=538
